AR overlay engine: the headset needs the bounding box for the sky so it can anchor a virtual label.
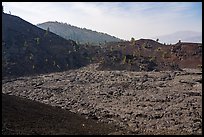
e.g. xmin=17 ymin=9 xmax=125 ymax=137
xmin=2 ymin=2 xmax=202 ymax=40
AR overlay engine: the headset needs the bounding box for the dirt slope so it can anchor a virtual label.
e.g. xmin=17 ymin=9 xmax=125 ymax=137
xmin=2 ymin=13 xmax=91 ymax=79
xmin=2 ymin=93 xmax=126 ymax=135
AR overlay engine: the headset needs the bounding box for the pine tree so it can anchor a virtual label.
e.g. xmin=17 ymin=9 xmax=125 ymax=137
xmin=130 ymin=37 xmax=136 ymax=46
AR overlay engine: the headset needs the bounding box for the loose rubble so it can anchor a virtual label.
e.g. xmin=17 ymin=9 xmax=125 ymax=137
xmin=2 ymin=63 xmax=202 ymax=135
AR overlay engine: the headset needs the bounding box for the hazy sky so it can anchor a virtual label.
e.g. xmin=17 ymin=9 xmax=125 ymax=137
xmin=2 ymin=2 xmax=202 ymax=40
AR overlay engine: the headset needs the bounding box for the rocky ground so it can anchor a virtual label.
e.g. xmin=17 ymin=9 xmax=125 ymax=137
xmin=2 ymin=63 xmax=202 ymax=135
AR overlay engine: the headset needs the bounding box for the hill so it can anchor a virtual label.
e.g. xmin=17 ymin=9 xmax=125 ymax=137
xmin=37 ymin=21 xmax=123 ymax=46
xmin=2 ymin=13 xmax=94 ymax=79
xmin=153 ymin=31 xmax=202 ymax=44
xmin=2 ymin=12 xmax=202 ymax=79
xmin=98 ymin=39 xmax=202 ymax=71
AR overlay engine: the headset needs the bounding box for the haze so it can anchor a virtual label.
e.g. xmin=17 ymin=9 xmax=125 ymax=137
xmin=2 ymin=2 xmax=202 ymax=40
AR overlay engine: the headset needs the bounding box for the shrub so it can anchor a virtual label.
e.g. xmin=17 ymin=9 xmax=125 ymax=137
xmin=122 ymin=55 xmax=126 ymax=64
xmin=162 ymin=52 xmax=170 ymax=59
xmin=24 ymin=40 xmax=28 ymax=47
xmin=130 ymin=37 xmax=136 ymax=46
xmin=44 ymin=27 xmax=50 ymax=36
xmin=156 ymin=47 xmax=161 ymax=52
xmin=29 ymin=53 xmax=33 ymax=60
xmin=149 ymin=56 xmax=156 ymax=61
xmin=197 ymin=64 xmax=202 ymax=69
xmin=142 ymin=43 xmax=146 ymax=49
xmin=35 ymin=38 xmax=40 ymax=45
xmin=57 ymin=65 xmax=60 ymax=69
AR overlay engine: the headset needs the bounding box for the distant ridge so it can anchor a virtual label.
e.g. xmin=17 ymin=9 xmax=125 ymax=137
xmin=37 ymin=21 xmax=123 ymax=45
xmin=153 ymin=31 xmax=202 ymax=44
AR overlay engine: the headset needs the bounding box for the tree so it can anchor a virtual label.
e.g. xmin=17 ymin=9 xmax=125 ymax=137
xmin=156 ymin=38 xmax=159 ymax=42
xmin=47 ymin=27 xmax=50 ymax=32
xmin=24 ymin=40 xmax=28 ymax=47
xmin=130 ymin=37 xmax=136 ymax=46
xmin=35 ymin=38 xmax=40 ymax=45
xmin=122 ymin=55 xmax=126 ymax=64
xmin=44 ymin=27 xmax=50 ymax=36
xmin=130 ymin=37 xmax=135 ymax=42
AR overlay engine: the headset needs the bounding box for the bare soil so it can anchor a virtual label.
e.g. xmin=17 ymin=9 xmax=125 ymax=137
xmin=2 ymin=93 xmax=126 ymax=135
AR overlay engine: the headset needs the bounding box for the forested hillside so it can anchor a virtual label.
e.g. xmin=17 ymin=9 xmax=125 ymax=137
xmin=37 ymin=21 xmax=123 ymax=46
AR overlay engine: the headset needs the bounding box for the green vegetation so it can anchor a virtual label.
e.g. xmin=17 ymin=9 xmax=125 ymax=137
xmin=75 ymin=44 xmax=80 ymax=51
xmin=24 ymin=40 xmax=28 ymax=47
xmin=127 ymin=59 xmax=132 ymax=65
xmin=99 ymin=58 xmax=105 ymax=64
xmin=86 ymin=56 xmax=90 ymax=60
xmin=110 ymin=46 xmax=113 ymax=51
xmin=155 ymin=47 xmax=162 ymax=52
xmin=130 ymin=37 xmax=136 ymax=46
xmin=198 ymin=44 xmax=202 ymax=47
xmin=112 ymin=56 xmax=117 ymax=61
xmin=57 ymin=65 xmax=60 ymax=69
xmin=44 ymin=27 xmax=50 ymax=36
xmin=122 ymin=55 xmax=126 ymax=64
xmin=197 ymin=64 xmax=202 ymax=69
xmin=37 ymin=22 xmax=121 ymax=46
xmin=29 ymin=53 xmax=33 ymax=60
xmin=139 ymin=64 xmax=145 ymax=70
xmin=133 ymin=51 xmax=137 ymax=57
xmin=162 ymin=52 xmax=170 ymax=59
xmin=142 ymin=42 xmax=152 ymax=49
xmin=142 ymin=42 xmax=147 ymax=49
xmin=149 ymin=56 xmax=156 ymax=61
xmin=34 ymin=38 xmax=40 ymax=45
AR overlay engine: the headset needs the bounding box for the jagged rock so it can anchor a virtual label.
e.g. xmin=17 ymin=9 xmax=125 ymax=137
xmin=158 ymin=73 xmax=172 ymax=81
xmin=2 ymin=64 xmax=202 ymax=135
